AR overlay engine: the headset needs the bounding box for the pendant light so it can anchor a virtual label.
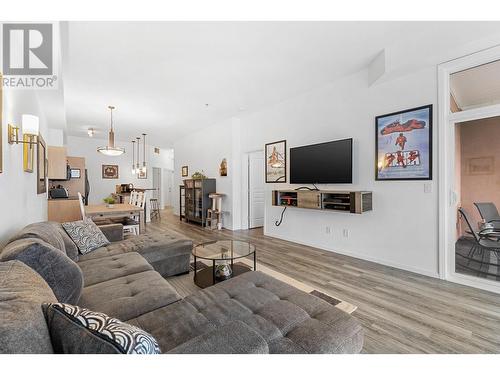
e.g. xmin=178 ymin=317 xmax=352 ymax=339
xmin=141 ymin=133 xmax=147 ymax=173
xmin=131 ymin=139 xmax=136 ymax=174
xmin=136 ymin=137 xmax=141 ymax=172
xmin=97 ymin=106 xmax=125 ymax=156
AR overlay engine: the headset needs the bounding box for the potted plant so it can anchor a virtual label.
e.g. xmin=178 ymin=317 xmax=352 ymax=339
xmin=191 ymin=170 xmax=207 ymax=180
xmin=103 ymin=196 xmax=116 ymax=208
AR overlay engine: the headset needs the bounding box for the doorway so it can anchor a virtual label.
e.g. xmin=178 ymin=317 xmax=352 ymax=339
xmin=248 ymin=150 xmax=265 ymax=229
xmin=152 ymin=167 xmax=162 ymax=207
xmin=454 ymin=116 xmax=500 ymax=282
xmin=439 ymin=46 xmax=500 ymax=293
xmin=163 ymin=169 xmax=174 ymax=208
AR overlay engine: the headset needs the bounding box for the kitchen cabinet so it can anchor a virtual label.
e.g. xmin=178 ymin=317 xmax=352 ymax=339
xmin=48 ymin=146 xmax=67 ymax=180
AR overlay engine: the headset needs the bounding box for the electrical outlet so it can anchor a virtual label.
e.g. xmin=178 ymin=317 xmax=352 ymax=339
xmin=342 ymin=229 xmax=349 ymax=238
xmin=325 ymin=226 xmax=331 ymax=234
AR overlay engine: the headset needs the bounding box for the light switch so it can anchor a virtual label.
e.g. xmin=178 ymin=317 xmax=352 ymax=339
xmin=424 ymin=183 xmax=432 ymax=194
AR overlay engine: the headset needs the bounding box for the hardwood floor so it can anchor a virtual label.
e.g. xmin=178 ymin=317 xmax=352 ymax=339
xmin=148 ymin=209 xmax=500 ymax=354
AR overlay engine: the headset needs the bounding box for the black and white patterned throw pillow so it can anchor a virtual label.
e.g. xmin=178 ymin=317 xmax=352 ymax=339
xmin=43 ymin=303 xmax=160 ymax=354
xmin=62 ymin=218 xmax=110 ymax=254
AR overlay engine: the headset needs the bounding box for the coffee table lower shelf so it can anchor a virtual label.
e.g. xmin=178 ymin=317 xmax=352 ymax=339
xmin=193 ymin=264 xmax=252 ymax=289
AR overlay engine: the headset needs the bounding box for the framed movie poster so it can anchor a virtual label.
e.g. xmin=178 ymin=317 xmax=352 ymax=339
xmin=102 ymin=164 xmax=119 ymax=179
xmin=375 ymin=105 xmax=432 ymax=181
xmin=265 ymin=140 xmax=286 ymax=183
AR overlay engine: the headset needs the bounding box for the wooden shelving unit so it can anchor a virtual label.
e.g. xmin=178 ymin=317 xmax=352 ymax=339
xmin=183 ymin=178 xmax=216 ymax=226
xmin=272 ymin=190 xmax=372 ymax=214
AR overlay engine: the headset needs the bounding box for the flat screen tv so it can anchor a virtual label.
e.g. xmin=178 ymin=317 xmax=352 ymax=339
xmin=290 ymin=138 xmax=352 ymax=184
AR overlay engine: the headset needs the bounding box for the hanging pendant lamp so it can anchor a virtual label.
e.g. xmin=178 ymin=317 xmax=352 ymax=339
xmin=131 ymin=139 xmax=136 ymax=174
xmin=97 ymin=106 xmax=125 ymax=156
xmin=141 ymin=133 xmax=147 ymax=173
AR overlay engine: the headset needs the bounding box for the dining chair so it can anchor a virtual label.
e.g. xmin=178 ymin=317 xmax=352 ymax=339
xmin=123 ymin=190 xmax=145 ymax=235
xmin=457 ymin=207 xmax=500 ymax=277
xmin=78 ymin=192 xmax=86 ymax=219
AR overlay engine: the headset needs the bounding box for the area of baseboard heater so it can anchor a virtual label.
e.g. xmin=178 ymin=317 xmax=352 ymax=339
xmin=272 ymin=190 xmax=372 ymax=214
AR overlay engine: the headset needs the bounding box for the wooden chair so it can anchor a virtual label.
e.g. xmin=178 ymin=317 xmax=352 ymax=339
xmin=150 ymin=198 xmax=161 ymax=221
xmin=78 ymin=192 xmax=86 ymax=219
xmin=123 ymin=190 xmax=146 ymax=236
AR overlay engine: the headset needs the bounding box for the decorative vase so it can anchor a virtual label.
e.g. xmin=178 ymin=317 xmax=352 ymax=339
xmin=215 ymin=263 xmax=232 ymax=280
xmin=107 ymin=203 xmax=114 ymax=208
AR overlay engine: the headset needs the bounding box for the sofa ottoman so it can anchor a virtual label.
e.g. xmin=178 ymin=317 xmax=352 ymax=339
xmin=126 ymin=271 xmax=364 ymax=354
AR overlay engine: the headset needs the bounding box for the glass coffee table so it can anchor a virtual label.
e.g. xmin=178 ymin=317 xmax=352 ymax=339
xmin=192 ymin=240 xmax=256 ymax=288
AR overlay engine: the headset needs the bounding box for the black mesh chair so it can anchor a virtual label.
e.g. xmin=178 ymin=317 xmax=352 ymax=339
xmin=458 ymin=207 xmax=500 ymax=276
xmin=474 ymin=202 xmax=500 ymax=231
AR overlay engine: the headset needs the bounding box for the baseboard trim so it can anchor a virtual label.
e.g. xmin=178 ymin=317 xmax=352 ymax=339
xmin=264 ymin=231 xmax=440 ymax=279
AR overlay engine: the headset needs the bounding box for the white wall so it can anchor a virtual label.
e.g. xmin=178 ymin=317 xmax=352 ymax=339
xmin=66 ymin=135 xmax=174 ymax=205
xmin=0 ymin=90 xmax=50 ymax=245
xmin=240 ymin=67 xmax=438 ymax=277
xmin=173 ymin=118 xmax=241 ymax=230
xmin=173 ymin=66 xmax=439 ymax=277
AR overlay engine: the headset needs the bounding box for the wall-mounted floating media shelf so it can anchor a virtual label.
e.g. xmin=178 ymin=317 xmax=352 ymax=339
xmin=272 ymin=190 xmax=372 ymax=214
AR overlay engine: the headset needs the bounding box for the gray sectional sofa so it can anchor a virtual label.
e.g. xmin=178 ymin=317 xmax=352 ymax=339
xmin=0 ymin=221 xmax=363 ymax=354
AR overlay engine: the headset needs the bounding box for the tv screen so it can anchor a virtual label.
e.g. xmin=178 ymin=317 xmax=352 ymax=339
xmin=290 ymin=138 xmax=352 ymax=184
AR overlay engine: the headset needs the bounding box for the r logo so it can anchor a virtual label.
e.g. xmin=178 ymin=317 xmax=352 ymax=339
xmin=2 ymin=23 xmax=53 ymax=75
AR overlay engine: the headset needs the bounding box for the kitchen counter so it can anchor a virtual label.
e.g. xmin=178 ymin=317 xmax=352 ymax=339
xmin=48 ymin=198 xmax=82 ymax=222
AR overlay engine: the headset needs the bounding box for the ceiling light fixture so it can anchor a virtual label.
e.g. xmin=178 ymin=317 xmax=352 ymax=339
xmin=97 ymin=106 xmax=125 ymax=156
xmin=136 ymin=137 xmax=141 ymax=172
xmin=141 ymin=133 xmax=147 ymax=173
xmin=131 ymin=139 xmax=136 ymax=174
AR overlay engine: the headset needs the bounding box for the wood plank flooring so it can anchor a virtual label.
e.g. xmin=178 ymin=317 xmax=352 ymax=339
xmin=148 ymin=209 xmax=500 ymax=354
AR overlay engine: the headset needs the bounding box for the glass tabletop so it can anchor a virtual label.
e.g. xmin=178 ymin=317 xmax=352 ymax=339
xmin=193 ymin=240 xmax=256 ymax=260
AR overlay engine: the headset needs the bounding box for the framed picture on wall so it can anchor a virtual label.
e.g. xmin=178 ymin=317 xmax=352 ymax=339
xmin=375 ymin=105 xmax=433 ymax=181
xmin=102 ymin=164 xmax=119 ymax=179
xmin=137 ymin=168 xmax=147 ymax=179
xmin=181 ymin=165 xmax=188 ymax=177
xmin=265 ymin=140 xmax=287 ymax=183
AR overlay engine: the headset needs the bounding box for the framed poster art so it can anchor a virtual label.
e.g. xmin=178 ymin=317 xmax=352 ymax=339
xmin=375 ymin=105 xmax=433 ymax=181
xmin=265 ymin=140 xmax=286 ymax=183
xmin=181 ymin=166 xmax=188 ymax=177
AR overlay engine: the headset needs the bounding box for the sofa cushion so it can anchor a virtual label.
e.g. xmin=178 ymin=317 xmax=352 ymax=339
xmin=62 ymin=218 xmax=110 ymax=255
xmin=167 ymin=320 xmax=269 ymax=354
xmin=43 ymin=303 xmax=160 ymax=354
xmin=0 ymin=238 xmax=83 ymax=304
xmin=78 ymin=252 xmax=153 ymax=287
xmin=127 ymin=271 xmax=363 ymax=354
xmin=9 ymin=221 xmax=66 ymax=254
xmin=56 ymin=224 xmax=80 ymax=261
xmin=78 ymin=270 xmax=181 ymax=321
xmin=0 ymin=260 xmax=57 ymax=354
xmin=78 ymin=231 xmax=192 ymax=277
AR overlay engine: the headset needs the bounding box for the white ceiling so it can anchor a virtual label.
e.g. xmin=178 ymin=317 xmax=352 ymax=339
xmin=58 ymin=21 xmax=500 ymax=148
xmin=451 ymin=59 xmax=500 ymax=110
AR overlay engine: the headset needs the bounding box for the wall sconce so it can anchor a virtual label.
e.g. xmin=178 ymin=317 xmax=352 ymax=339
xmin=8 ymin=115 xmax=40 ymax=172
xmin=88 ymin=128 xmax=95 ymax=137
xmin=8 ymin=114 xmax=39 ymax=144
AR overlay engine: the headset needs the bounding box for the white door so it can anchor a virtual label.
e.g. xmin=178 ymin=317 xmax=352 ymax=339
xmin=249 ymin=151 xmax=265 ymax=228
xmin=152 ymin=167 xmax=161 ymax=202
xmin=163 ymin=169 xmax=174 ymax=208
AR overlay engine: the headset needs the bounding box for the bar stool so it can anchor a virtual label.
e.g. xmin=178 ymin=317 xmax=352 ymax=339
xmin=150 ymin=198 xmax=161 ymax=221
xmin=206 ymin=193 xmax=224 ymax=230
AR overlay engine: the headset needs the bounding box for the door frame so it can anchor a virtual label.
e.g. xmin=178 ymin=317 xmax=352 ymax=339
xmin=438 ymin=45 xmax=500 ymax=293
xmin=241 ymin=149 xmax=265 ymax=230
